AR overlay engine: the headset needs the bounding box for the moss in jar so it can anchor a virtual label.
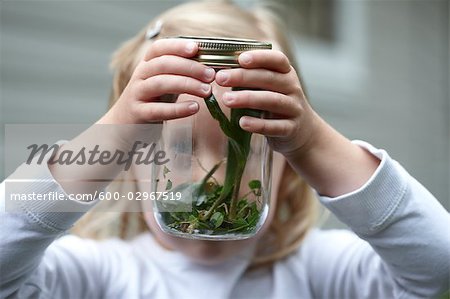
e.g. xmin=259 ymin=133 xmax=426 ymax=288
xmin=157 ymin=93 xmax=263 ymax=235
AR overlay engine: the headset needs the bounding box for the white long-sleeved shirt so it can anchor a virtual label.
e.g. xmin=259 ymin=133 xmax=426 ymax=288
xmin=0 ymin=141 xmax=449 ymax=299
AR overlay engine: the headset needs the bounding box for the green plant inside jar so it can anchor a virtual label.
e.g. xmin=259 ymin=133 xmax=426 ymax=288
xmin=156 ymin=36 xmax=271 ymax=236
xmin=158 ymin=92 xmax=263 ymax=235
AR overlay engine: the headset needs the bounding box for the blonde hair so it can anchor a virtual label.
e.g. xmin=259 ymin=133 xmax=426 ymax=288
xmin=72 ymin=0 xmax=318 ymax=269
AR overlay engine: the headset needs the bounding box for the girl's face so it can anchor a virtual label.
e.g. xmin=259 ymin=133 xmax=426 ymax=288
xmin=139 ymin=82 xmax=286 ymax=265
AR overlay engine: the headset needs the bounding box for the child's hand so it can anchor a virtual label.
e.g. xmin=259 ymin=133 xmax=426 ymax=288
xmin=215 ymin=50 xmax=381 ymax=197
xmin=103 ymin=39 xmax=215 ymax=124
xmin=52 ymin=39 xmax=217 ymax=195
xmin=215 ymin=50 xmax=318 ymax=155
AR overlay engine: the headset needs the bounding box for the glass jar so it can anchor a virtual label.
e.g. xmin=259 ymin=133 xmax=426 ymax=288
xmin=152 ymin=36 xmax=273 ymax=240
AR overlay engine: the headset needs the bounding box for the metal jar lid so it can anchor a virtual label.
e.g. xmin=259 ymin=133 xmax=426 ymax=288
xmin=177 ymin=36 xmax=272 ymax=68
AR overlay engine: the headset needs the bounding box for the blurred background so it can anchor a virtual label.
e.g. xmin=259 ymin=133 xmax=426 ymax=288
xmin=1 ymin=0 xmax=449 ymax=227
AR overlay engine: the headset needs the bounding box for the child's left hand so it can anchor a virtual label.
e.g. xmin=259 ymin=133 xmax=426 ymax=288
xmin=216 ymin=50 xmax=381 ymax=197
xmin=215 ymin=50 xmax=318 ymax=156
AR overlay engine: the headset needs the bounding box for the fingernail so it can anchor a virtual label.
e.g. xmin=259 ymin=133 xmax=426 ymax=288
xmin=204 ymin=68 xmax=215 ymax=81
xmin=223 ymin=92 xmax=235 ymax=104
xmin=188 ymin=102 xmax=199 ymax=112
xmin=201 ymin=84 xmax=211 ymax=93
xmin=216 ymin=71 xmax=229 ymax=84
xmin=240 ymin=117 xmax=250 ymax=128
xmin=186 ymin=42 xmax=197 ymax=53
xmin=240 ymin=53 xmax=252 ymax=64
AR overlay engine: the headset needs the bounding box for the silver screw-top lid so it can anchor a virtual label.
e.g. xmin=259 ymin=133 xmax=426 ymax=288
xmin=176 ymin=36 xmax=272 ymax=68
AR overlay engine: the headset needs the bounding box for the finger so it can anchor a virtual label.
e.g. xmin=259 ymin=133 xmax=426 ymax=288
xmin=239 ymin=50 xmax=291 ymax=74
xmin=137 ymin=101 xmax=199 ymax=122
xmin=215 ymin=68 xmax=294 ymax=94
xmin=135 ymin=55 xmax=215 ymax=83
xmin=239 ymin=116 xmax=296 ymax=137
xmin=135 ymin=75 xmax=211 ymax=101
xmin=144 ymin=38 xmax=198 ymax=61
xmin=222 ymin=90 xmax=300 ymax=117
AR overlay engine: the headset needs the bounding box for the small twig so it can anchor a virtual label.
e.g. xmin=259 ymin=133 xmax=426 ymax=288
xmin=217 ymin=202 xmax=229 ymax=215
xmin=196 ymin=157 xmax=223 ymax=186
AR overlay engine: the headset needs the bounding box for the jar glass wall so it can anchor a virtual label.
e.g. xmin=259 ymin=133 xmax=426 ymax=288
xmin=152 ymin=37 xmax=273 ymax=240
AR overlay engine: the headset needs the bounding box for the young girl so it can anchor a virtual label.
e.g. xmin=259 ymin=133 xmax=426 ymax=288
xmin=1 ymin=1 xmax=449 ymax=298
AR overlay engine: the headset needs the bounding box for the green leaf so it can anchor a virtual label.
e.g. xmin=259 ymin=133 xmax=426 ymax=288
xmin=248 ymin=179 xmax=261 ymax=190
xmin=225 ymin=217 xmax=249 ymax=232
xmin=248 ymin=179 xmax=261 ymax=196
xmin=237 ymin=199 xmax=248 ymax=209
xmin=246 ymin=202 xmax=259 ymax=226
xmin=163 ymin=165 xmax=171 ymax=179
xmin=233 ymin=217 xmax=248 ymax=228
xmin=165 ymin=179 xmax=172 ymax=191
xmin=204 ymin=94 xmax=236 ymax=140
xmin=210 ymin=212 xmax=224 ymax=228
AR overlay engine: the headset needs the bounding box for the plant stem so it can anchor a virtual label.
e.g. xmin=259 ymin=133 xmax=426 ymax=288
xmin=200 ymin=191 xmax=228 ymax=220
xmin=228 ymin=164 xmax=244 ymax=220
xmin=201 ymin=93 xmax=255 ymax=222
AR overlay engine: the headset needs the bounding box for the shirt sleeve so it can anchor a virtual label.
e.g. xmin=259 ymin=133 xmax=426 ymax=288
xmin=304 ymin=140 xmax=450 ymax=299
xmin=0 ymin=147 xmax=102 ymax=298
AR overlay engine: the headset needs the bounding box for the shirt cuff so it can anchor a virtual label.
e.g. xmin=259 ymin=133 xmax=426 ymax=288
xmin=318 ymin=140 xmax=409 ymax=236
xmin=3 ymin=141 xmax=97 ymax=232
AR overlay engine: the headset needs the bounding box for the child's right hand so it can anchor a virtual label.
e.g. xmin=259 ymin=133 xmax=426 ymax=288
xmin=100 ymin=39 xmax=215 ymax=124
xmin=50 ymin=40 xmax=215 ymax=195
